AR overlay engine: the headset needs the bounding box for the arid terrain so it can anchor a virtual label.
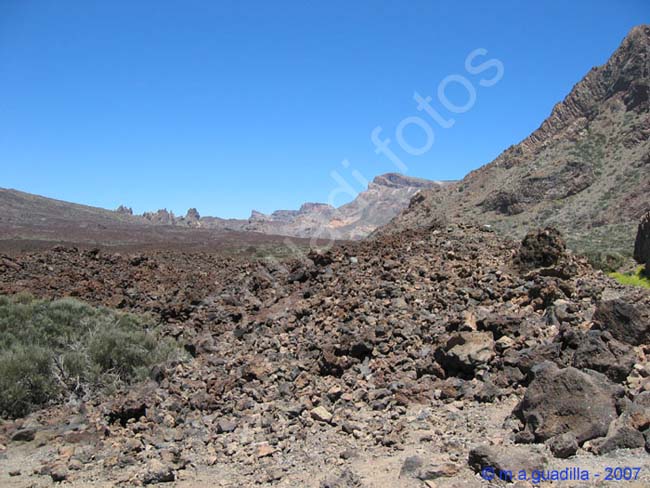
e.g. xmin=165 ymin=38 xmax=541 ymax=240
xmin=1 ymin=22 xmax=649 ymax=488
xmin=1 ymin=220 xmax=650 ymax=487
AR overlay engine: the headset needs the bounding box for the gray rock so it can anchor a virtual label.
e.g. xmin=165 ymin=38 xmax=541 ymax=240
xmin=562 ymin=329 xmax=635 ymax=383
xmin=11 ymin=428 xmax=36 ymax=442
xmin=546 ymin=433 xmax=578 ymax=458
xmin=592 ymin=299 xmax=650 ymax=346
xmin=514 ymin=362 xmax=623 ymax=444
xmin=216 ymin=419 xmax=237 ymax=434
xmin=468 ymin=444 xmax=547 ymax=482
xmin=436 ymin=331 xmax=495 ymax=377
xmin=311 ymin=406 xmax=333 ymax=424
xmin=591 ymin=420 xmax=645 ymax=455
xmin=142 ymin=459 xmax=175 ymax=484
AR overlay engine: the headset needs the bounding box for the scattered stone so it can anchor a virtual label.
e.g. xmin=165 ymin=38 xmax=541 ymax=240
xmin=562 ymin=329 xmax=635 ymax=383
xmin=142 ymin=459 xmax=175 ymax=485
xmin=216 ymin=419 xmax=237 ymax=434
xmin=590 ymin=419 xmax=646 ymax=455
xmin=11 ymin=428 xmax=36 ymax=442
xmin=311 ymin=406 xmax=333 ymax=424
xmin=319 ymin=468 xmax=363 ymax=488
xmin=436 ymin=331 xmax=495 ymax=377
xmin=256 ymin=444 xmax=275 ymax=458
xmin=340 ymin=448 xmax=359 ymax=460
xmin=546 ymin=433 xmax=578 ymax=459
xmin=468 ymin=444 xmax=547 ymax=482
xmin=50 ymin=465 xmax=69 ymax=483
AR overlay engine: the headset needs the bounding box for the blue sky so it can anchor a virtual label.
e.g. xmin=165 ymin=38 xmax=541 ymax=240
xmin=0 ymin=1 xmax=647 ymax=218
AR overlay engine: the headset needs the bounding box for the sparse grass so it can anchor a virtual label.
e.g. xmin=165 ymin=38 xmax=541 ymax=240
xmin=609 ymin=266 xmax=650 ymax=289
xmin=0 ymin=294 xmax=182 ymax=418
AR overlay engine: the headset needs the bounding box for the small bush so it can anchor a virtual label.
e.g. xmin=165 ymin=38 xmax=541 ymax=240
xmin=0 ymin=345 xmax=59 ymax=418
xmin=0 ymin=295 xmax=181 ymax=418
xmin=583 ymin=251 xmax=627 ymax=273
xmin=609 ymin=266 xmax=650 ymax=289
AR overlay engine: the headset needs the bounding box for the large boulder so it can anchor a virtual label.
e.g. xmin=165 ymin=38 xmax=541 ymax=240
xmin=559 ymin=328 xmax=636 ymax=383
xmin=514 ymin=362 xmax=623 ymax=444
xmin=592 ymin=299 xmax=650 ymax=346
xmin=634 ymin=212 xmax=650 ymax=270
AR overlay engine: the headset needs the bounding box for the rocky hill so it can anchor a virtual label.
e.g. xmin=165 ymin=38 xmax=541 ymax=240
xmin=381 ymin=25 xmax=650 ymax=261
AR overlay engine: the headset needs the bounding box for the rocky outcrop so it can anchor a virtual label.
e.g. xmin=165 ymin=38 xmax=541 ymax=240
xmin=635 ymin=211 xmax=650 ymax=269
xmin=142 ymin=209 xmax=176 ymax=225
xmin=185 ymin=208 xmax=200 ymax=223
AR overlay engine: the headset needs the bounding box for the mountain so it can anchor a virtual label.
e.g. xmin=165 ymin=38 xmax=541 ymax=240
xmin=135 ymin=173 xmax=451 ymax=239
xmin=241 ymin=173 xmax=450 ymax=239
xmin=0 ymin=173 xmax=448 ymax=250
xmin=381 ymin=25 xmax=650 ymax=261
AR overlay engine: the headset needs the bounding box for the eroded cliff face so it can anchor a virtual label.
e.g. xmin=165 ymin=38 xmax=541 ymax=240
xmin=381 ymin=25 xmax=650 ymax=258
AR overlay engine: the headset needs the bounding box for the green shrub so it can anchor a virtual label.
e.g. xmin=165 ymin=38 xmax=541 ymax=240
xmin=0 ymin=295 xmax=182 ymax=418
xmin=0 ymin=345 xmax=59 ymax=418
xmin=609 ymin=266 xmax=650 ymax=289
xmin=583 ymin=251 xmax=627 ymax=273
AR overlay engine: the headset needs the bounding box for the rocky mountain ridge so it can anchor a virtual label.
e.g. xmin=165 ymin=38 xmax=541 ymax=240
xmin=381 ymin=25 xmax=650 ymax=261
xmin=0 ymin=173 xmax=449 ymax=246
xmin=132 ymin=173 xmax=449 ymax=240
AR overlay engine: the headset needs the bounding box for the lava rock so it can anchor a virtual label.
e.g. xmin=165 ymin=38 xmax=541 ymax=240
xmin=468 ymin=444 xmax=547 ymax=482
xmin=592 ymin=299 xmax=650 ymax=346
xmin=590 ymin=421 xmax=645 ymax=455
xmin=142 ymin=459 xmax=175 ymax=484
xmin=11 ymin=428 xmax=36 ymax=442
xmin=311 ymin=406 xmax=333 ymax=424
xmin=561 ymin=329 xmax=635 ymax=383
xmin=546 ymin=433 xmax=578 ymax=459
xmin=515 ymin=227 xmax=566 ymax=270
xmin=513 ymin=362 xmax=622 ymax=444
xmin=436 ymin=331 xmax=495 ymax=377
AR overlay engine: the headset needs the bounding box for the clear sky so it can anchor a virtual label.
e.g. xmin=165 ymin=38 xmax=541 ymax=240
xmin=1 ymin=1 xmax=647 ymax=218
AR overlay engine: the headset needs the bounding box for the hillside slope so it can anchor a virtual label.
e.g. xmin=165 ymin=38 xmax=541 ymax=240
xmin=0 ymin=188 xmax=316 ymax=254
xmin=382 ymin=25 xmax=650 ymax=260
